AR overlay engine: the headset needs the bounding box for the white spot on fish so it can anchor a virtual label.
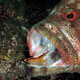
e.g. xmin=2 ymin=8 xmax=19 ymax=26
xmin=50 ymin=59 xmax=69 ymax=67
xmin=49 ymin=6 xmax=57 ymax=15
xmin=61 ymin=29 xmax=70 ymax=39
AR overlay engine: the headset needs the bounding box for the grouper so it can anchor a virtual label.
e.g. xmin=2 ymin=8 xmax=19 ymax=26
xmin=25 ymin=0 xmax=80 ymax=77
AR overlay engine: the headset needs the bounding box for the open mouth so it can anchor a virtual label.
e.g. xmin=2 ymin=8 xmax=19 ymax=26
xmin=26 ymin=28 xmax=70 ymax=67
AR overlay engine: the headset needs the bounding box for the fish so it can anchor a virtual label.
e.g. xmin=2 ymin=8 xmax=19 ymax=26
xmin=25 ymin=0 xmax=80 ymax=77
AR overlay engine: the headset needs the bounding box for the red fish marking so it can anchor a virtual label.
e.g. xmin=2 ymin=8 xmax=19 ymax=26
xmin=25 ymin=0 xmax=80 ymax=77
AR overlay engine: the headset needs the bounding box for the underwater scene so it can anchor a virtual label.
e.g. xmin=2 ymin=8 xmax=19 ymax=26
xmin=0 ymin=0 xmax=80 ymax=80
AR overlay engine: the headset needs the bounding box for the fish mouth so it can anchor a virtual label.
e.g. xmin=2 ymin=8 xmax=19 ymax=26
xmin=26 ymin=25 xmax=70 ymax=67
xmin=28 ymin=29 xmax=59 ymax=58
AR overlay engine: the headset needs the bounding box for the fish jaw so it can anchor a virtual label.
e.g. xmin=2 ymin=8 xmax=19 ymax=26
xmin=26 ymin=22 xmax=78 ymax=66
xmin=25 ymin=21 xmax=79 ymax=77
xmin=26 ymin=27 xmax=63 ymax=67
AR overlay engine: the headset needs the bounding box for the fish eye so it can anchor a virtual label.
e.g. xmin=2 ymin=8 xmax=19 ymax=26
xmin=65 ymin=11 xmax=77 ymax=21
xmin=67 ymin=13 xmax=73 ymax=18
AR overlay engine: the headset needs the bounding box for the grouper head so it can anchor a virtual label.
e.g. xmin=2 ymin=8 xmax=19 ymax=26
xmin=25 ymin=0 xmax=80 ymax=77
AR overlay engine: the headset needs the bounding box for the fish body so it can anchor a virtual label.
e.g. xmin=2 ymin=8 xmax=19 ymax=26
xmin=25 ymin=0 xmax=80 ymax=77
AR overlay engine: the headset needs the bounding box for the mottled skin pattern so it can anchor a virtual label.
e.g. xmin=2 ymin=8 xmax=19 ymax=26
xmin=26 ymin=0 xmax=80 ymax=77
xmin=0 ymin=0 xmax=28 ymax=80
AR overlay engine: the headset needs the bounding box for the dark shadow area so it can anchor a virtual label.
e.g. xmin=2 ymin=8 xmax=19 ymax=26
xmin=25 ymin=0 xmax=61 ymax=28
xmin=31 ymin=72 xmax=80 ymax=80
